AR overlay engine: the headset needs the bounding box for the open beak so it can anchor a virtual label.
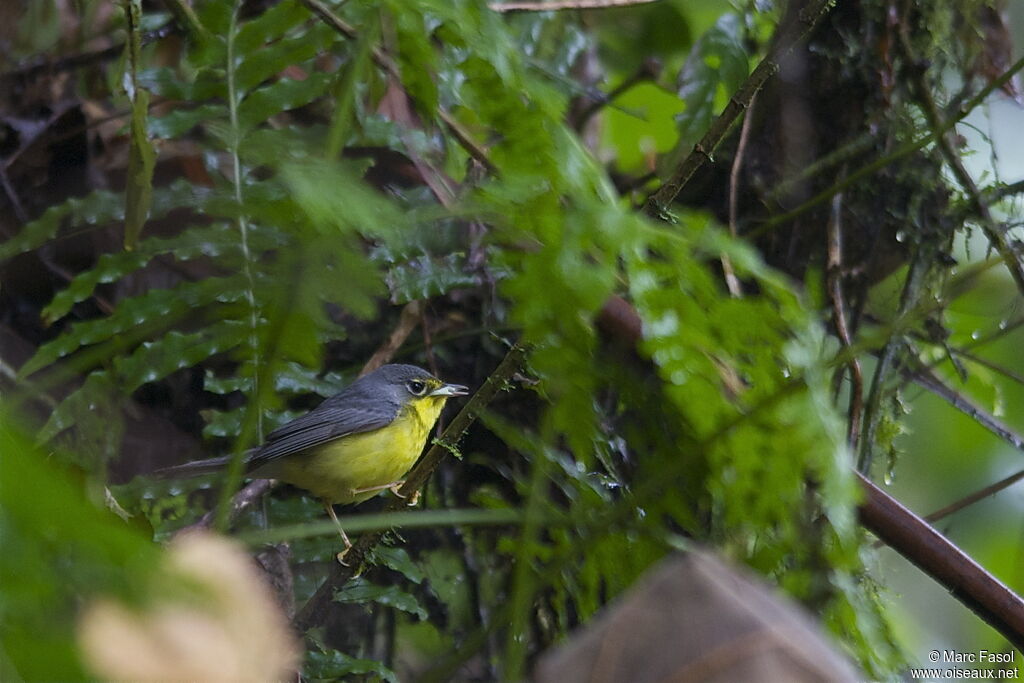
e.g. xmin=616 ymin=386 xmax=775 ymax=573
xmin=431 ymin=383 xmax=469 ymax=397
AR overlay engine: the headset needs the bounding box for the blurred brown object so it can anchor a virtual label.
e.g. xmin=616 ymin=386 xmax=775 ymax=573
xmin=533 ymin=551 xmax=861 ymax=683
xmin=78 ymin=531 xmax=301 ymax=683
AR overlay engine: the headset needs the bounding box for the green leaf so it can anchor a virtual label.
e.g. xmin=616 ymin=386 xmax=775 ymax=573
xmin=123 ymin=0 xmax=156 ymax=250
xmin=333 ymin=576 xmax=428 ymax=619
xmin=371 ymin=545 xmax=425 ymax=584
xmin=149 ymin=103 xmax=226 ymax=139
xmin=663 ymin=14 xmax=748 ymax=173
xmin=233 ymin=0 xmax=310 ymax=55
xmin=0 ymin=190 xmax=122 ymax=261
xmin=236 ymin=72 xmax=334 ymax=134
xmin=281 ymin=158 xmax=408 ymax=237
xmin=0 ymin=412 xmax=161 ymax=679
xmin=389 ymin=4 xmax=439 ymax=118
xmin=304 ymin=650 xmax=398 ymax=682
xmin=114 ymin=321 xmax=250 ymax=393
xmin=42 ymin=217 xmax=257 ymax=324
xmin=20 ymin=277 xmax=246 ymax=378
xmin=326 ymin=15 xmax=379 ymax=159
xmin=233 ymin=26 xmax=334 ymax=96
xmin=36 ymin=372 xmax=123 ymax=467
xmin=385 ymin=252 xmax=486 ymax=303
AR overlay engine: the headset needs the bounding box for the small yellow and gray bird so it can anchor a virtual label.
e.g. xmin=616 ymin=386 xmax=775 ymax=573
xmin=158 ymin=364 xmax=468 ymax=560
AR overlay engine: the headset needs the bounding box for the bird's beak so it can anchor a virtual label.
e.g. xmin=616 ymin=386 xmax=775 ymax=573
xmin=431 ymin=383 xmax=469 ymax=397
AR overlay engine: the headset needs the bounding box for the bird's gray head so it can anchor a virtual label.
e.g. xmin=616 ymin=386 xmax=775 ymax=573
xmin=358 ymin=364 xmax=469 ymax=403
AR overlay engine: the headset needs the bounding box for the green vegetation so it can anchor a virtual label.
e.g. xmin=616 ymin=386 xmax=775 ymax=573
xmin=2 ymin=0 xmax=1023 ymax=679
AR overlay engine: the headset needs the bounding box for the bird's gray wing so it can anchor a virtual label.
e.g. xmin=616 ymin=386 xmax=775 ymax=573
xmin=246 ymin=393 xmax=400 ymax=469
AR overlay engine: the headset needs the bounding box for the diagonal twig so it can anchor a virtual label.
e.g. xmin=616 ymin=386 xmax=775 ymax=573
xmin=826 ymin=190 xmax=864 ymax=449
xmin=923 ymin=468 xmax=1024 ymax=525
xmin=904 ymin=362 xmax=1024 ymax=451
xmin=642 ymin=0 xmax=834 ymax=219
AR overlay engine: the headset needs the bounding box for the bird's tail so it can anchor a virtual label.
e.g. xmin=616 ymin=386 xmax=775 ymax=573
xmin=152 ymin=456 xmax=234 ymax=479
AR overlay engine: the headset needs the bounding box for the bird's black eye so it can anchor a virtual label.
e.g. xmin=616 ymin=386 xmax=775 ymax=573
xmin=407 ymin=379 xmax=428 ymax=396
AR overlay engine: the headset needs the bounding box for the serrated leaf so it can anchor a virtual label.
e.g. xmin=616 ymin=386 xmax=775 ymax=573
xmin=201 ymin=405 xmax=245 ymax=439
xmin=333 ymin=576 xmax=427 ymax=619
xmin=20 ymin=277 xmax=246 ymax=377
xmin=37 ymin=372 xmax=121 ymax=459
xmin=271 ymin=361 xmax=348 ymax=397
xmin=233 ymin=0 xmax=310 ymax=55
xmin=0 ymin=190 xmax=122 ymax=261
xmin=386 ymin=252 xmax=486 ymax=303
xmin=202 ymin=405 xmax=304 ymax=440
xmin=41 ymin=212 xmax=285 ymax=324
xmin=114 ymin=321 xmax=250 ymax=392
xmin=41 ymin=229 xmax=229 ymax=323
xmin=149 ymin=103 xmax=226 ymax=139
xmin=233 ymin=26 xmax=333 ymax=96
xmin=236 ymin=73 xmax=334 ymax=133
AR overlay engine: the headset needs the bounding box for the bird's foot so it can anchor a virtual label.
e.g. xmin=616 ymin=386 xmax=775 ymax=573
xmin=389 ymin=482 xmax=420 ymax=506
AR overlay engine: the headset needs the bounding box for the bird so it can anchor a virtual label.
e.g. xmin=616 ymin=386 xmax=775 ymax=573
xmin=157 ymin=363 xmax=468 ymax=561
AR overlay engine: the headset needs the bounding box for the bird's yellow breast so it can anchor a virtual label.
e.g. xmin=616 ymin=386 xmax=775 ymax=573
xmin=263 ymin=396 xmax=447 ymax=504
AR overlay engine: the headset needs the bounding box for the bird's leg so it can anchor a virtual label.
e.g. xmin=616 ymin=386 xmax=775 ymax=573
xmin=352 ymin=480 xmax=419 ymax=506
xmin=324 ymin=502 xmax=352 ymax=565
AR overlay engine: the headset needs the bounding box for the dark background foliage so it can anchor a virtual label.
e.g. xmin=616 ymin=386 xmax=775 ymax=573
xmin=2 ymin=0 xmax=1024 ymax=680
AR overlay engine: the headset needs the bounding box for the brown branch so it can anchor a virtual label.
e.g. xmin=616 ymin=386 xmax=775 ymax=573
xmin=642 ymin=0 xmax=834 ymax=219
xmin=594 ymin=295 xmax=1024 ymax=651
xmin=721 ymin=93 xmax=756 ymax=297
xmin=293 ymin=343 xmax=529 ymax=633
xmin=359 ymin=300 xmax=424 ymax=377
xmin=859 ymin=472 xmax=1024 ymax=651
xmin=825 ymin=191 xmax=863 ymax=449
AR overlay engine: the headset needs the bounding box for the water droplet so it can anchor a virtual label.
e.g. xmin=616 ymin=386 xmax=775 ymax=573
xmin=885 ymin=449 xmax=898 ymax=485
